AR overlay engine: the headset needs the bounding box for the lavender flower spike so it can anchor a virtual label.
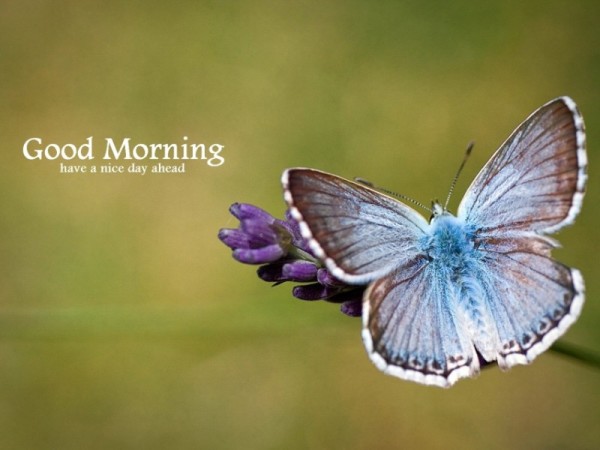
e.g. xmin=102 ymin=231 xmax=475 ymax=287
xmin=218 ymin=202 xmax=366 ymax=317
xmin=218 ymin=203 xmax=293 ymax=264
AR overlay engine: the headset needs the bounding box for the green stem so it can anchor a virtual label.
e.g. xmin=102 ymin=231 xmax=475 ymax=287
xmin=550 ymin=341 xmax=600 ymax=369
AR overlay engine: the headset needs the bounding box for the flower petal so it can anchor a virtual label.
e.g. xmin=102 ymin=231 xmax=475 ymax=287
xmin=230 ymin=203 xmax=275 ymax=223
xmin=282 ymin=261 xmax=318 ymax=281
xmin=317 ymin=268 xmax=346 ymax=287
xmin=218 ymin=228 xmax=250 ymax=249
xmin=292 ymin=283 xmax=339 ymax=300
xmin=241 ymin=219 xmax=279 ymax=247
xmin=340 ymin=300 xmax=362 ymax=317
xmin=233 ymin=244 xmax=285 ymax=264
xmin=283 ymin=210 xmax=312 ymax=252
xmin=257 ymin=263 xmax=285 ymax=282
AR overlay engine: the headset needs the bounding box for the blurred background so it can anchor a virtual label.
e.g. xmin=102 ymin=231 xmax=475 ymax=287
xmin=1 ymin=1 xmax=599 ymax=449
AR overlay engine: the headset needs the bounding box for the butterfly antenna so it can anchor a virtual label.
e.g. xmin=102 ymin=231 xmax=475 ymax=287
xmin=444 ymin=141 xmax=474 ymax=210
xmin=355 ymin=177 xmax=432 ymax=213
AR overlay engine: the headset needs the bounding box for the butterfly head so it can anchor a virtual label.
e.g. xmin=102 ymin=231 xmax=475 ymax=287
xmin=430 ymin=200 xmax=449 ymax=223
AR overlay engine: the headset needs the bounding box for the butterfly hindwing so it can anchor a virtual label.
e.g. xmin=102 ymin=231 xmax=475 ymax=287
xmin=364 ymin=260 xmax=479 ymax=387
xmin=473 ymin=235 xmax=584 ymax=368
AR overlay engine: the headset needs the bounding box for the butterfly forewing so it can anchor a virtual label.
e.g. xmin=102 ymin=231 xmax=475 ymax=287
xmin=282 ymin=168 xmax=429 ymax=284
xmin=458 ymin=97 xmax=587 ymax=234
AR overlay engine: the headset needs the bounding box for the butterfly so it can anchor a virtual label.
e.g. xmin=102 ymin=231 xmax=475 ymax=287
xmin=282 ymin=97 xmax=587 ymax=387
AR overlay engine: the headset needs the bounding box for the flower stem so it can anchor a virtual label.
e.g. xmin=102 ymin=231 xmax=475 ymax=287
xmin=550 ymin=341 xmax=600 ymax=369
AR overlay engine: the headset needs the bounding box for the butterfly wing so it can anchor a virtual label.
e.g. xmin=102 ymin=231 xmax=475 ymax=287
xmin=458 ymin=97 xmax=587 ymax=368
xmin=474 ymin=236 xmax=584 ymax=368
xmin=458 ymin=97 xmax=587 ymax=234
xmin=363 ymin=262 xmax=479 ymax=387
xmin=282 ymin=168 xmax=429 ymax=284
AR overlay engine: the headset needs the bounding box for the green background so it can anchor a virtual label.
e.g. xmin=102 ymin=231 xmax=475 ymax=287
xmin=1 ymin=1 xmax=598 ymax=449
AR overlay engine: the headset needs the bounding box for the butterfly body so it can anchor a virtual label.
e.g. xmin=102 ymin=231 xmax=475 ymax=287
xmin=422 ymin=210 xmax=477 ymax=272
xmin=283 ymin=97 xmax=586 ymax=387
xmin=421 ymin=211 xmax=496 ymax=353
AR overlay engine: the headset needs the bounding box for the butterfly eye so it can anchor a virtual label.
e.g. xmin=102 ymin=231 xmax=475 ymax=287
xmin=430 ymin=201 xmax=444 ymax=220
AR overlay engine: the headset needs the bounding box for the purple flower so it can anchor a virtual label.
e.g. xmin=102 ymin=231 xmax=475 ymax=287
xmin=218 ymin=203 xmax=293 ymax=264
xmin=258 ymin=260 xmax=318 ymax=282
xmin=218 ymin=202 xmax=366 ymax=316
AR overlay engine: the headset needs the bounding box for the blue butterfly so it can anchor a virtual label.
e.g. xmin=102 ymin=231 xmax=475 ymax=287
xmin=282 ymin=97 xmax=587 ymax=387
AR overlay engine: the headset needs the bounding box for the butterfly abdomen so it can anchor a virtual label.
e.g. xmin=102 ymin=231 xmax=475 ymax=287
xmin=421 ymin=213 xmax=501 ymax=360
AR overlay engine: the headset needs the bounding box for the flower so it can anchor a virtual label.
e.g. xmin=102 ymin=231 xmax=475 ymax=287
xmin=218 ymin=203 xmax=292 ymax=264
xmin=218 ymin=202 xmax=364 ymax=316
